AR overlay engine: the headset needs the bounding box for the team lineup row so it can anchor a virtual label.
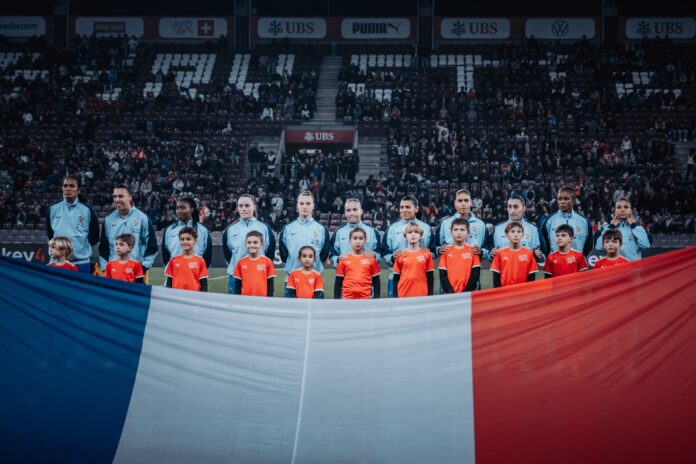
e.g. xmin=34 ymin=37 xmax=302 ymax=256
xmin=45 ymin=176 xmax=651 ymax=296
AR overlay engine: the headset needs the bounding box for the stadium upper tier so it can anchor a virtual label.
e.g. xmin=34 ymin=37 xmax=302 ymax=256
xmin=0 ymin=38 xmax=694 ymax=235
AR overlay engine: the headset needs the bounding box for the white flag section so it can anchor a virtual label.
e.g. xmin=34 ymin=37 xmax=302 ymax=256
xmin=114 ymin=288 xmax=475 ymax=464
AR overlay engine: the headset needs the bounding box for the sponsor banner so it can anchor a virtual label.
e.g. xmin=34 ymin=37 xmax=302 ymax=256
xmin=75 ymin=17 xmax=145 ymax=37
xmin=625 ymin=17 xmax=696 ymax=39
xmin=159 ymin=17 xmax=228 ymax=39
xmin=0 ymin=16 xmax=46 ymax=37
xmin=525 ymin=18 xmax=596 ymax=39
xmin=341 ymin=18 xmax=412 ymax=40
xmin=257 ymin=17 xmax=326 ymax=39
xmin=0 ymin=244 xmax=48 ymax=264
xmin=285 ymin=129 xmax=355 ymax=144
xmin=440 ymin=18 xmax=511 ymax=39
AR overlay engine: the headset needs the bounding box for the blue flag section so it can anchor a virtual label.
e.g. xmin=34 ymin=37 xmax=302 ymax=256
xmin=0 ymin=257 xmax=151 ymax=463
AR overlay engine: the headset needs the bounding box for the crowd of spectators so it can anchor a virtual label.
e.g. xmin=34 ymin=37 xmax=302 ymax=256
xmin=1 ymin=37 xmax=695 ymax=236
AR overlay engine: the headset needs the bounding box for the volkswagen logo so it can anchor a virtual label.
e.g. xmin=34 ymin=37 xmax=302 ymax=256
xmin=551 ymin=20 xmax=569 ymax=37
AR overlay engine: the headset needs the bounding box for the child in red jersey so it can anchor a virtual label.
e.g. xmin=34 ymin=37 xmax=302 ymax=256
xmin=392 ymin=222 xmax=434 ymax=297
xmin=334 ymin=228 xmax=381 ymax=299
xmin=594 ymin=230 xmax=630 ymax=269
xmin=48 ymin=236 xmax=78 ymax=272
xmin=165 ymin=226 xmax=208 ymax=291
xmin=438 ymin=218 xmax=481 ymax=293
xmin=491 ymin=221 xmax=538 ymax=287
xmin=233 ymin=231 xmax=275 ymax=296
xmin=104 ymin=234 xmax=144 ymax=283
xmin=543 ymin=224 xmax=588 ymax=278
xmin=287 ymin=246 xmax=325 ymax=299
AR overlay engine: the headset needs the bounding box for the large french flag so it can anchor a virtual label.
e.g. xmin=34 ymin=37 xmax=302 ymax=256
xmin=1 ymin=248 xmax=695 ymax=463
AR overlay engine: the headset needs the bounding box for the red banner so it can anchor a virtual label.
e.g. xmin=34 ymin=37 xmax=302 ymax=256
xmin=472 ymin=246 xmax=696 ymax=463
xmin=284 ymin=129 xmax=355 ymax=144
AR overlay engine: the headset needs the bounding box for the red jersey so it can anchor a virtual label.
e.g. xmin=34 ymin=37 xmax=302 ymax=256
xmin=165 ymin=255 xmax=208 ymax=291
xmin=287 ymin=269 xmax=324 ymax=298
xmin=336 ymin=253 xmax=381 ymax=299
xmin=594 ymin=256 xmax=630 ymax=269
xmin=490 ymin=247 xmax=538 ymax=287
xmin=233 ymin=256 xmax=276 ymax=296
xmin=104 ymin=258 xmax=144 ymax=283
xmin=48 ymin=262 xmax=78 ymax=272
xmin=392 ymin=248 xmax=434 ymax=297
xmin=438 ymin=244 xmax=481 ymax=292
xmin=544 ymin=249 xmax=588 ymax=277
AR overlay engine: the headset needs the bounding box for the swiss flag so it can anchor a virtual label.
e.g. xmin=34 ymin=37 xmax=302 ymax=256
xmin=198 ymin=20 xmax=214 ymax=37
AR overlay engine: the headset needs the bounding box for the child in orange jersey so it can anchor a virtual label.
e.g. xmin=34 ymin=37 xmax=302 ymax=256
xmin=233 ymin=230 xmax=276 ymax=296
xmin=491 ymin=221 xmax=538 ymax=288
xmin=543 ymin=224 xmax=588 ymax=278
xmin=104 ymin=233 xmax=145 ymax=283
xmin=392 ymin=222 xmax=434 ymax=297
xmin=48 ymin=236 xmax=78 ymax=272
xmin=165 ymin=226 xmax=208 ymax=291
xmin=438 ymin=218 xmax=481 ymax=293
xmin=334 ymin=228 xmax=381 ymax=299
xmin=594 ymin=230 xmax=630 ymax=269
xmin=287 ymin=246 xmax=325 ymax=299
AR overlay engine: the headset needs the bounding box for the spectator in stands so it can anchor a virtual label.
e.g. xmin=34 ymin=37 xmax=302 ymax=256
xmin=46 ymin=175 xmax=100 ymax=273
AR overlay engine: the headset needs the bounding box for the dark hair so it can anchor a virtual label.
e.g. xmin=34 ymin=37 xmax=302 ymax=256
xmin=298 ymin=245 xmax=316 ymax=259
xmin=555 ymin=224 xmax=574 ymax=237
xmin=115 ymin=233 xmax=136 ymax=248
xmin=114 ymin=184 xmax=132 ymax=194
xmin=349 ymin=227 xmax=367 ymax=240
xmin=558 ymin=186 xmax=575 ymax=197
xmin=179 ymin=226 xmax=198 ymax=239
xmin=505 ymin=221 xmax=524 ymax=233
xmin=400 ymin=195 xmax=419 ymax=208
xmin=508 ymin=194 xmax=525 ymax=204
xmin=450 ymin=218 xmax=470 ymax=231
xmin=177 ymin=196 xmax=199 ymax=226
xmin=246 ymin=230 xmax=264 ymax=242
xmin=603 ymin=229 xmax=623 ymax=245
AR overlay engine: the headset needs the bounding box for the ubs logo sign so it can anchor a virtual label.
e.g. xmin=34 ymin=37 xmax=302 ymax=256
xmin=303 ymin=131 xmax=334 ymax=142
xmin=258 ymin=18 xmax=326 ymax=39
xmin=551 ymin=20 xmax=570 ymax=37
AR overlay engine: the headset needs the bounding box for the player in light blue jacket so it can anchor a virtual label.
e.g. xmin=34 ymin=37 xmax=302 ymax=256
xmin=162 ymin=197 xmax=213 ymax=268
xmin=99 ymin=184 xmax=158 ymax=273
xmin=594 ymin=197 xmax=651 ymax=260
xmin=46 ymin=175 xmax=100 ymax=273
xmin=382 ymin=195 xmax=433 ymax=297
xmin=329 ymin=198 xmax=381 ymax=266
xmin=432 ymin=189 xmax=486 ymax=256
xmin=222 ymin=194 xmax=276 ymax=293
xmin=539 ymin=186 xmax=593 ymax=256
xmin=279 ymin=191 xmax=330 ymax=294
xmin=484 ymin=195 xmax=544 ymax=262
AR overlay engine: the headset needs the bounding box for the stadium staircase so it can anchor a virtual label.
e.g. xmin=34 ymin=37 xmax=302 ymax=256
xmin=356 ymin=136 xmax=388 ymax=181
xmin=313 ymin=56 xmax=342 ymax=123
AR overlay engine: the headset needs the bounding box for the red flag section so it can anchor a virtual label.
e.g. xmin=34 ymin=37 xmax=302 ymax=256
xmin=472 ymin=246 xmax=696 ymax=464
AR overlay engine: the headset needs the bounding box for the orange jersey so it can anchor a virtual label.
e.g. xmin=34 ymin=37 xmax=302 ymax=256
xmin=594 ymin=256 xmax=630 ymax=269
xmin=233 ymin=255 xmax=276 ymax=296
xmin=287 ymin=269 xmax=324 ymax=298
xmin=438 ymin=244 xmax=481 ymax=292
xmin=165 ymin=255 xmax=208 ymax=291
xmin=336 ymin=253 xmax=381 ymax=299
xmin=392 ymin=248 xmax=434 ymax=297
xmin=104 ymin=259 xmax=144 ymax=283
xmin=490 ymin=247 xmax=538 ymax=287
xmin=544 ymin=249 xmax=588 ymax=277
xmin=48 ymin=262 xmax=78 ymax=272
